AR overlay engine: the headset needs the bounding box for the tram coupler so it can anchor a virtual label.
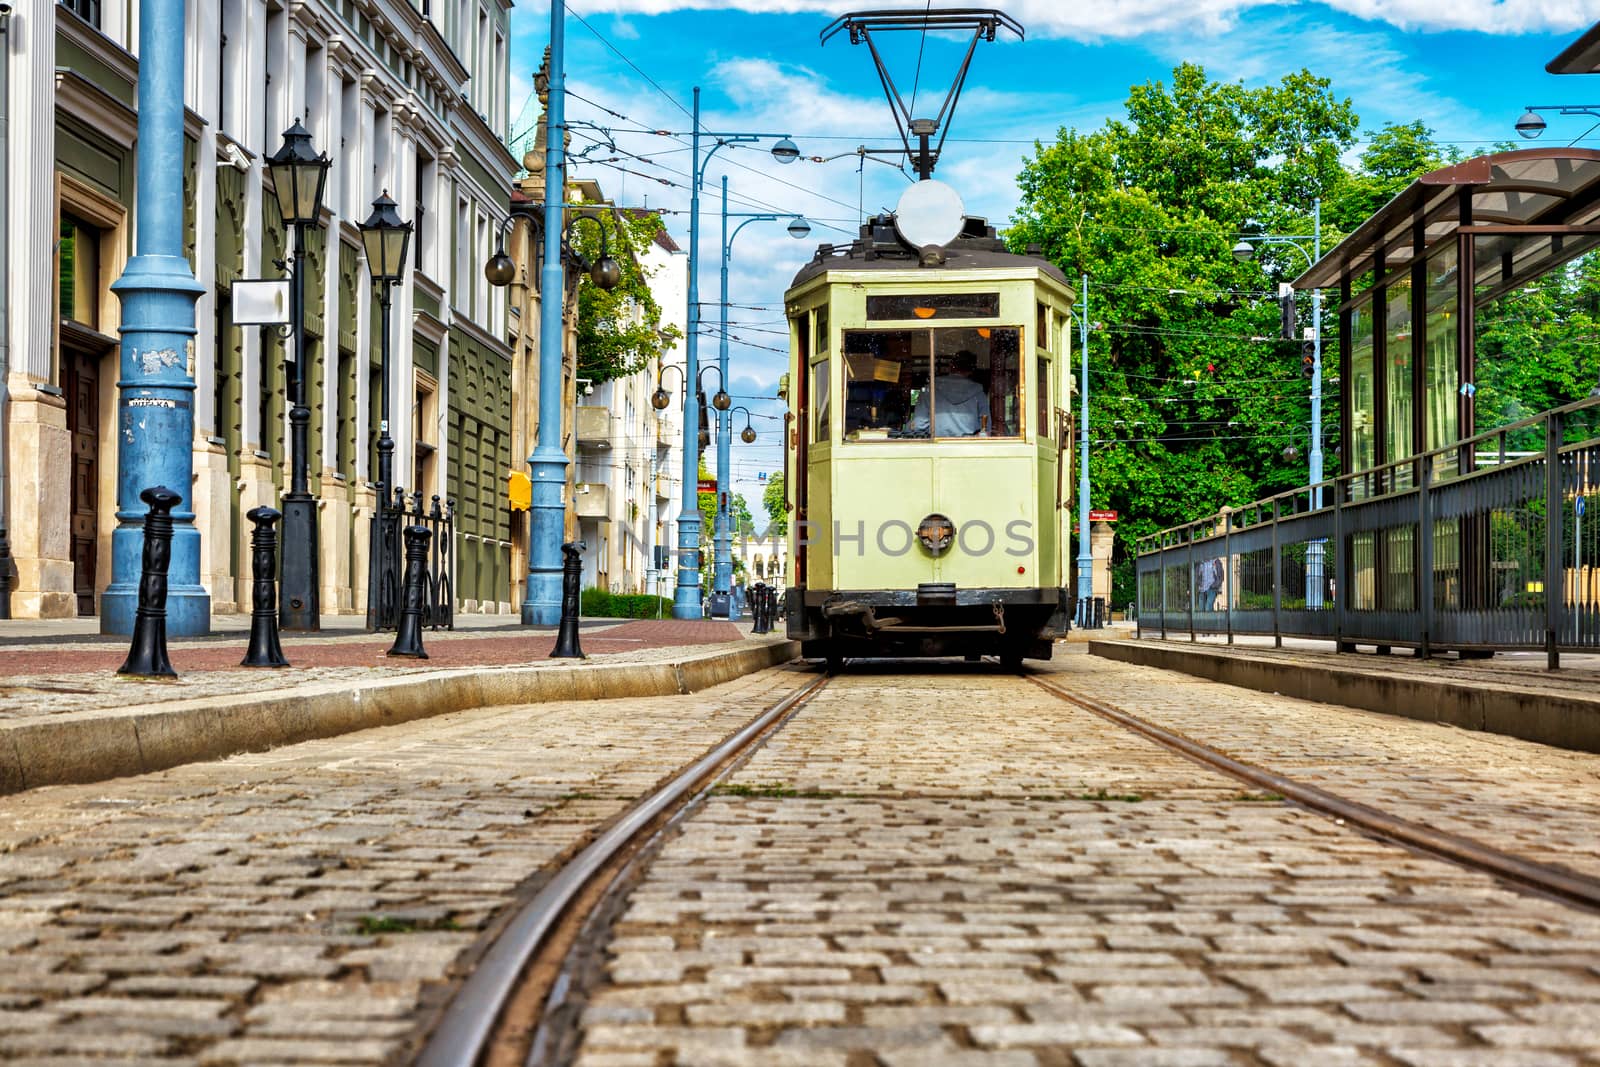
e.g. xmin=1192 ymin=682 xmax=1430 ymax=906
xmin=387 ymin=525 xmax=431 ymax=659
xmin=551 ymin=541 xmax=586 ymax=659
xmin=241 ymin=506 xmax=290 ymax=668
xmin=118 ymin=486 xmax=182 ymax=679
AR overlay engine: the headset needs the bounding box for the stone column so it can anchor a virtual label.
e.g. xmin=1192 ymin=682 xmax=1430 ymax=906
xmin=1090 ymin=520 xmax=1115 ymax=606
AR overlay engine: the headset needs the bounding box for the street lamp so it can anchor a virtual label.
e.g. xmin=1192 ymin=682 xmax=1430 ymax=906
xmin=1513 ymin=105 xmax=1600 ymax=139
xmin=1233 ymin=197 xmax=1325 ymax=609
xmin=667 ymin=85 xmax=799 ymax=619
xmin=712 ymin=172 xmax=810 ymax=619
xmin=484 ymin=200 xmax=622 ymax=626
xmin=485 ymin=211 xmax=622 ymax=291
xmin=357 ymin=192 xmax=412 ymax=631
xmin=652 ymin=364 xmax=729 ymax=413
xmin=265 ymin=120 xmax=331 ymax=631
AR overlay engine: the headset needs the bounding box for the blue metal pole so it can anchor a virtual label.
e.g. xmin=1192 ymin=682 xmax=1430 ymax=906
xmin=674 ymin=88 xmax=705 ymax=619
xmin=1076 ymin=274 xmax=1093 ymax=626
xmin=103 ymin=0 xmax=209 ymax=636
xmin=714 ymin=176 xmax=734 ymax=618
xmin=523 ymin=0 xmax=569 ymax=626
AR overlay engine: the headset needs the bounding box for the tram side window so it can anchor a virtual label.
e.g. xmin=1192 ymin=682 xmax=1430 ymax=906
xmin=1038 ymin=357 xmax=1051 ymax=442
xmin=813 ymin=358 xmax=830 ymax=441
xmin=841 ymin=326 xmax=1022 ymax=440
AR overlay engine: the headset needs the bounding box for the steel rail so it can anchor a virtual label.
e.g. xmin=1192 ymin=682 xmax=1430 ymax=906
xmin=417 ymin=672 xmax=830 ymax=1067
xmin=1030 ymin=674 xmax=1600 ymax=913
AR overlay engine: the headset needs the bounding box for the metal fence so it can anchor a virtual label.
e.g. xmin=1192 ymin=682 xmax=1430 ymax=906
xmin=371 ymin=489 xmax=455 ymax=632
xmin=1136 ymin=397 xmax=1600 ymax=669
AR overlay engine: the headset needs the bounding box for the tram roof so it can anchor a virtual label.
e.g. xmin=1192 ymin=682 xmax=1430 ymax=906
xmin=790 ymin=214 xmax=1070 ymax=290
xmin=1294 ymin=148 xmax=1600 ymax=302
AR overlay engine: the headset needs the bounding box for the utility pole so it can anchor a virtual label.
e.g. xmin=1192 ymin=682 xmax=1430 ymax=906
xmin=1077 ymin=274 xmax=1092 ymax=626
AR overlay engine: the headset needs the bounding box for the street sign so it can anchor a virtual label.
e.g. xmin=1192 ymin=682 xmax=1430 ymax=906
xmin=1579 ymin=497 xmax=1587 ymax=517
xmin=697 ymin=479 xmax=717 ymax=494
xmin=1089 ymin=509 xmax=1119 ymax=522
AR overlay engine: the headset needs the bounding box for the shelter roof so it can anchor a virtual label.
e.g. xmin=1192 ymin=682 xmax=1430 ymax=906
xmin=1547 ymin=20 xmax=1600 ymax=74
xmin=1295 ymin=148 xmax=1600 ymax=302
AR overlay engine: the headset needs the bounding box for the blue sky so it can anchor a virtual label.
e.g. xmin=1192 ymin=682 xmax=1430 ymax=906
xmin=508 ymin=1 xmax=1599 ymax=520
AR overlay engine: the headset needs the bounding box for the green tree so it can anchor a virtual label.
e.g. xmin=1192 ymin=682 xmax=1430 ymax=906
xmin=761 ymin=472 xmax=786 ymax=532
xmin=1009 ymin=63 xmax=1363 ymax=599
xmin=573 ymin=211 xmax=682 ymax=385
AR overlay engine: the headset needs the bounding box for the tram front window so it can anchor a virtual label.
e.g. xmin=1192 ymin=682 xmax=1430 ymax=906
xmin=842 ymin=327 xmax=1021 ymax=441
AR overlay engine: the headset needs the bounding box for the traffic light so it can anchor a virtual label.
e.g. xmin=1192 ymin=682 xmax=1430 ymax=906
xmin=1301 ymin=340 xmax=1317 ymax=379
xmin=1278 ymin=283 xmax=1296 ymax=341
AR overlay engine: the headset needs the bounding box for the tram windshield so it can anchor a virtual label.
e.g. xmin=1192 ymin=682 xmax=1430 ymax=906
xmin=841 ymin=327 xmax=1021 ymax=441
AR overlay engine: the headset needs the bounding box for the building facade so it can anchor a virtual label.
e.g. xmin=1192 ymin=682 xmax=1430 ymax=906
xmin=2 ymin=0 xmax=517 ymax=621
xmin=572 ymin=215 xmax=687 ymax=598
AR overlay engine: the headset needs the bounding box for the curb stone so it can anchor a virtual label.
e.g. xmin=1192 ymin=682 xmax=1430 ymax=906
xmin=0 ymin=639 xmax=800 ymax=795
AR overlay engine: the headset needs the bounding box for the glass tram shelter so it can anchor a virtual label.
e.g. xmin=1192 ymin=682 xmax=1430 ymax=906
xmin=1296 ymin=148 xmax=1600 ymax=489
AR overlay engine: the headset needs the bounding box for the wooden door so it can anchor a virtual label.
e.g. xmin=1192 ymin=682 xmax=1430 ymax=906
xmin=64 ymin=349 xmax=99 ymax=616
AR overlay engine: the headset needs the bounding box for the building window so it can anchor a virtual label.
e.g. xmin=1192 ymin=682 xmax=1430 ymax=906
xmin=413 ymin=373 xmax=438 ymax=493
xmin=59 ymin=0 xmax=102 ymax=28
xmin=59 ymin=215 xmax=101 ymax=330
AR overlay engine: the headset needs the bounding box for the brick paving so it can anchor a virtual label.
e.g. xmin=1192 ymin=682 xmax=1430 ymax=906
xmin=0 ymin=619 xmax=745 ymax=722
xmin=576 ymin=663 xmax=1600 ymax=1066
xmin=0 ymin=664 xmax=813 ymax=1064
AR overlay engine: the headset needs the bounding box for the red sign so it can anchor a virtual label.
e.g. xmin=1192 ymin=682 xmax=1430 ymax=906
xmin=697 ymin=479 xmax=717 ymax=494
xmin=1089 ymin=510 xmax=1119 ymax=522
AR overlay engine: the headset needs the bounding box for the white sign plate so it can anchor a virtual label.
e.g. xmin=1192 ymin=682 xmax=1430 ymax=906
xmin=231 ymin=279 xmax=290 ymax=325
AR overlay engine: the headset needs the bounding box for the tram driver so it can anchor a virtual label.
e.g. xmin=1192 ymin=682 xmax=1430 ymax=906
xmin=911 ymin=349 xmax=989 ymax=437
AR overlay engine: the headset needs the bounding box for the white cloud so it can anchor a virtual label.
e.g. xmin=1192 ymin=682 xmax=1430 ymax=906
xmin=1147 ymin=13 xmax=1494 ymax=142
xmin=560 ymin=0 xmax=1595 ymax=37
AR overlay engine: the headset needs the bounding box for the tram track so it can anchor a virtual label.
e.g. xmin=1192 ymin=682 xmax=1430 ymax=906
xmin=415 ymin=670 xmax=830 ymax=1067
xmin=1029 ymin=671 xmax=1600 ymax=915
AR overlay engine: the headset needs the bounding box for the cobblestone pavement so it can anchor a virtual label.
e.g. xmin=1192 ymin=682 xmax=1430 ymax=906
xmin=0 ymin=620 xmax=748 ymax=722
xmin=0 ymin=664 xmax=813 ymax=1065
xmin=1040 ymin=654 xmax=1600 ymax=881
xmin=578 ymin=662 xmax=1600 ymax=1066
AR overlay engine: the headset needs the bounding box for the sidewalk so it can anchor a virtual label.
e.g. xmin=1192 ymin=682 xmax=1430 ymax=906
xmin=0 ymin=612 xmax=799 ymax=794
xmin=0 ymin=616 xmax=755 ymax=722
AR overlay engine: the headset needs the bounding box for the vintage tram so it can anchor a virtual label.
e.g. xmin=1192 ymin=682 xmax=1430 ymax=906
xmin=781 ymin=184 xmax=1076 ymax=670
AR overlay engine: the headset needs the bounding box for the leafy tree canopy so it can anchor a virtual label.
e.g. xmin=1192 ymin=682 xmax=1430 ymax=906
xmin=573 ymin=211 xmax=683 ymax=385
xmin=1005 ymin=63 xmax=1472 ymax=602
xmin=762 ymin=472 xmax=786 ymax=533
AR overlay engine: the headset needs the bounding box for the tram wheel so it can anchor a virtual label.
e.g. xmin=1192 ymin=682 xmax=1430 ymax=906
xmin=1000 ymin=647 xmax=1025 ymax=673
xmin=825 ymin=645 xmax=845 ymax=675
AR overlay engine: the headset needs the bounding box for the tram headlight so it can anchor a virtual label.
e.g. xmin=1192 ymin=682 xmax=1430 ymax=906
xmin=917 ymin=513 xmax=954 ymax=554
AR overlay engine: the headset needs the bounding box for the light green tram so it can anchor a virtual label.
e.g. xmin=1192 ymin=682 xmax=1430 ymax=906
xmin=782 ymin=213 xmax=1077 ymax=669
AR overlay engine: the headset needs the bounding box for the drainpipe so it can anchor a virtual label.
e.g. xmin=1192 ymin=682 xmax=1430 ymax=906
xmin=0 ymin=4 xmax=14 ymax=619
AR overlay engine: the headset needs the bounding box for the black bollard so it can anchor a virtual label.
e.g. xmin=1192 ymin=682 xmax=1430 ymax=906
xmin=551 ymin=540 xmax=586 ymax=659
xmin=751 ymin=582 xmax=767 ymax=634
xmin=388 ymin=525 xmax=431 ymax=659
xmin=241 ymin=506 xmax=290 ymax=667
xmin=118 ymin=486 xmax=182 ymax=678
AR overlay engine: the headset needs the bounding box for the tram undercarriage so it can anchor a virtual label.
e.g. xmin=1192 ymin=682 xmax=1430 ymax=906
xmin=787 ymin=585 xmax=1072 ymax=668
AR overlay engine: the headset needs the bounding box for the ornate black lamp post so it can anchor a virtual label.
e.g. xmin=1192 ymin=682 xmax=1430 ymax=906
xmin=265 ymin=121 xmax=331 ymax=631
xmin=358 ymin=192 xmax=413 ymax=631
